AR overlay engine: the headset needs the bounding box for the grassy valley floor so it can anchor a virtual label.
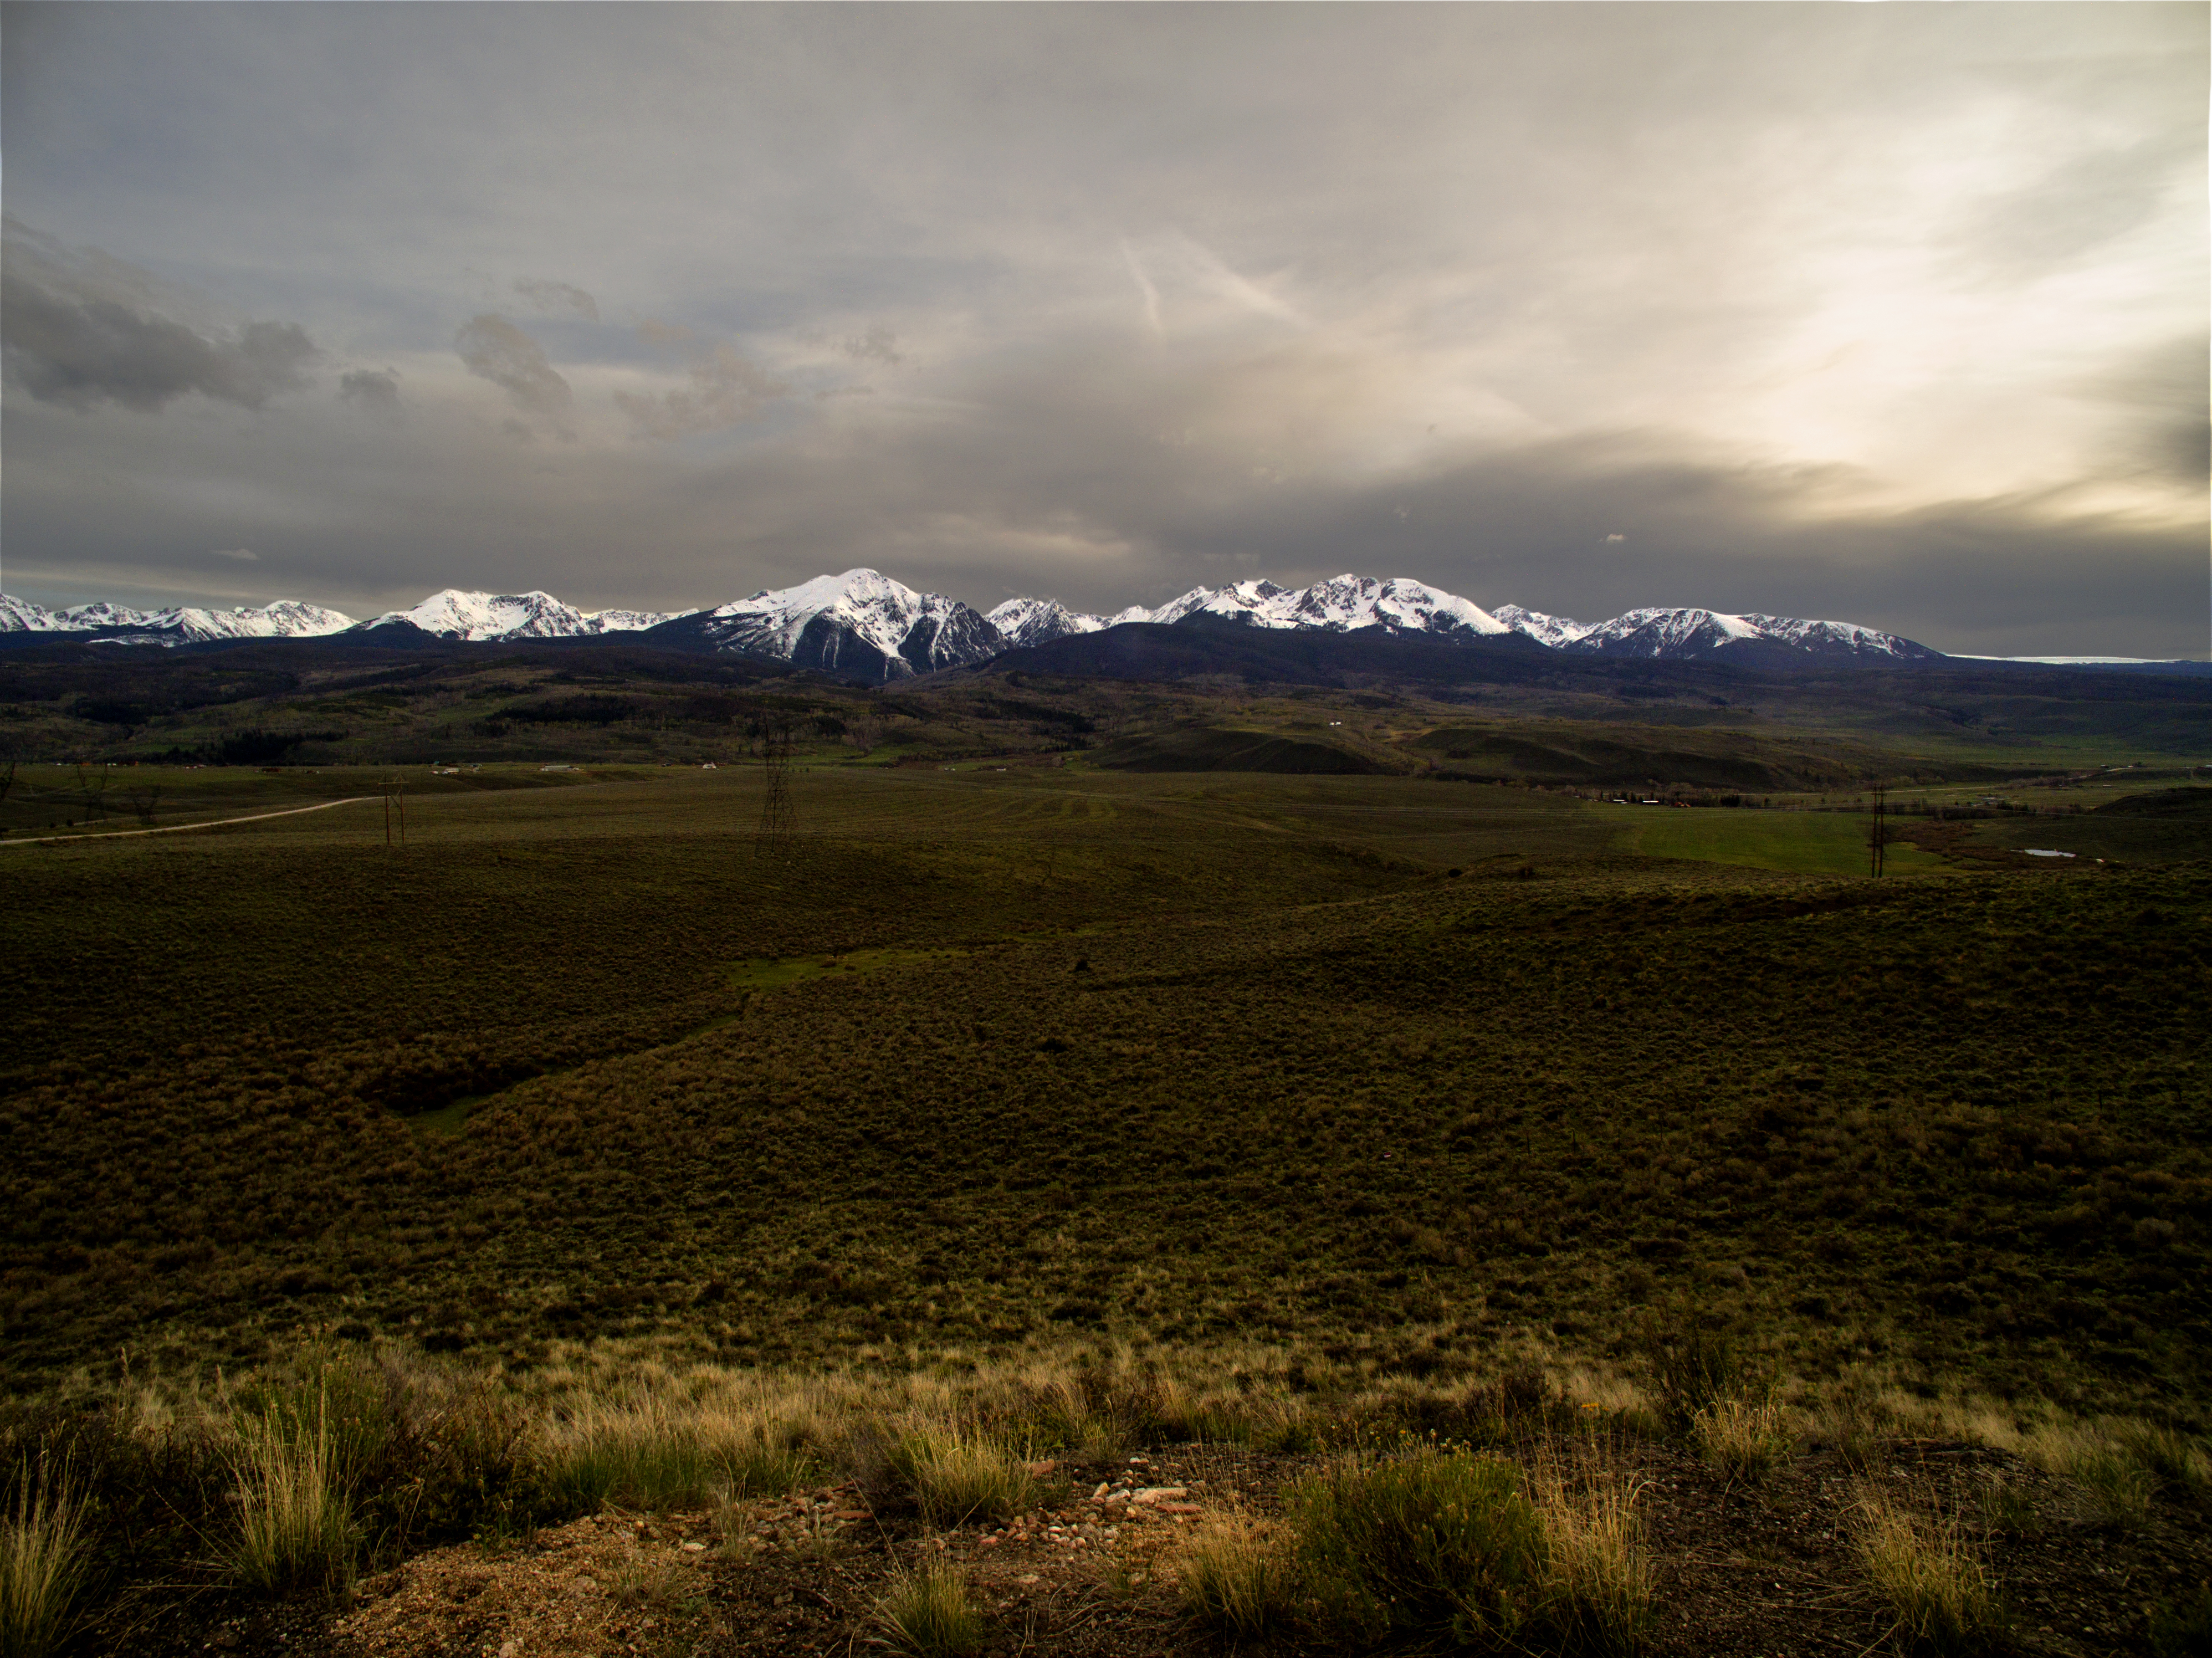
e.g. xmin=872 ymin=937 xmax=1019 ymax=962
xmin=2 ymin=766 xmax=2207 ymax=1655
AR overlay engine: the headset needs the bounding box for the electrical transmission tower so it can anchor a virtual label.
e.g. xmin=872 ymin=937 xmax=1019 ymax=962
xmin=755 ymin=715 xmax=795 ymax=857
xmin=1867 ymin=780 xmax=1886 ymax=878
xmin=381 ymin=773 xmax=407 ymax=848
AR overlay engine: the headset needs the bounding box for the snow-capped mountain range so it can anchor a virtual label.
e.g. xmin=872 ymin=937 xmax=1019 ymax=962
xmin=1517 ymin=606 xmax=1939 ymax=662
xmin=0 ymin=594 xmax=356 ymax=643
xmin=361 ymin=589 xmax=693 ymax=641
xmin=1 ymin=568 xmax=1943 ymax=677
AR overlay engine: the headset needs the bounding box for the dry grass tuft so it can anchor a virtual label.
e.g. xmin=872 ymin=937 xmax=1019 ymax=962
xmin=886 ymin=1424 xmax=1035 ymax=1528
xmin=610 ymin=1549 xmax=687 ymax=1610
xmin=229 ymin=1391 xmax=357 ymax=1598
xmin=1691 ymin=1395 xmax=1795 ymax=1483
xmin=1175 ymin=1507 xmax=1290 ymax=1641
xmin=1 ymin=1461 xmax=87 ymax=1658
xmin=1853 ymin=1485 xmax=1999 ymax=1654
xmin=873 ymin=1561 xmax=986 ymax=1657
xmin=538 ymin=1387 xmax=816 ymax=1511
xmin=1537 ymin=1468 xmax=1654 ymax=1654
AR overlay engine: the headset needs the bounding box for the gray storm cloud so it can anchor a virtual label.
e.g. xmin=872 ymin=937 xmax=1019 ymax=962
xmin=453 ymin=314 xmax=572 ymax=416
xmin=1 ymin=226 xmax=316 ymax=412
xmin=338 ymin=367 xmax=403 ymax=417
xmin=0 ymin=4 xmax=2202 ymax=653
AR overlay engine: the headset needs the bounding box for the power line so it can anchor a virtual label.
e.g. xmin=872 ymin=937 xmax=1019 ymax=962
xmin=755 ymin=715 xmax=795 ymax=857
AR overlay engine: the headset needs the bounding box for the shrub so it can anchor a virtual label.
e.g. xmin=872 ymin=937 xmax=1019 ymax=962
xmin=1 ymin=1460 xmax=86 ymax=1658
xmin=1291 ymin=1447 xmax=1547 ymax=1647
xmin=873 ymin=1562 xmax=986 ymax=1657
xmin=1176 ymin=1508 xmax=1289 ymax=1641
xmin=230 ymin=1390 xmax=357 ymax=1598
xmin=1853 ymin=1487 xmax=1999 ymax=1655
xmin=1691 ymin=1396 xmax=1794 ymax=1483
xmin=885 ymin=1426 xmax=1034 ymax=1528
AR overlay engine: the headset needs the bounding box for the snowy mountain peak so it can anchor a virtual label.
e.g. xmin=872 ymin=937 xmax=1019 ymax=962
xmin=674 ymin=567 xmax=1003 ymax=682
xmin=0 ymin=595 xmax=70 ymax=632
xmin=1126 ymin=574 xmax=1507 ymax=638
xmin=54 ymin=600 xmax=163 ymax=631
xmin=360 ymin=589 xmax=687 ymax=641
xmin=371 ymin=589 xmax=586 ymax=641
xmin=1492 ymin=603 xmax=1594 ymax=648
xmin=1141 ymin=585 xmax=1233 ymax=626
xmin=167 ymin=600 xmax=357 ymax=641
xmin=581 ymin=607 xmax=693 ymax=636
xmin=1735 ymin=613 xmax=1942 ymax=660
xmin=1566 ymin=606 xmax=1937 ymax=660
xmin=5 ymin=575 xmax=1945 ymax=667
xmin=986 ymin=596 xmax=1108 ymax=648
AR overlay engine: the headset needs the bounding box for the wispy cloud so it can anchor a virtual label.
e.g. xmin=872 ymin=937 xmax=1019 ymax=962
xmin=613 ymin=343 xmax=788 ymax=439
xmin=453 ymin=314 xmax=571 ymax=417
xmin=843 ymin=325 xmax=903 ymax=366
xmin=513 ymin=277 xmax=600 ymax=321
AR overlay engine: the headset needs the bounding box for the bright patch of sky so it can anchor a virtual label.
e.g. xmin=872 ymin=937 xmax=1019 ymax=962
xmin=1 ymin=3 xmax=2203 ymax=656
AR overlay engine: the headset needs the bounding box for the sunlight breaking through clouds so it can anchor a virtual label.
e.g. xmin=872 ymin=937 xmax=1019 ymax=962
xmin=0 ymin=4 xmax=2201 ymax=654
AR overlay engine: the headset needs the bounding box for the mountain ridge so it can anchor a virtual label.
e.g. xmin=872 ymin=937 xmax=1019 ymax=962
xmin=0 ymin=569 xmax=1989 ymax=678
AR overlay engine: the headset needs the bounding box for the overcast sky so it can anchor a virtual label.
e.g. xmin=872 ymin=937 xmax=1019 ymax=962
xmin=2 ymin=3 xmax=2204 ymax=654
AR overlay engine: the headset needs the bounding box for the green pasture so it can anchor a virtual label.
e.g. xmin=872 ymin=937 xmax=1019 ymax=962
xmin=5 ymin=755 xmax=2205 ymax=1416
xmin=1591 ymin=799 xmax=1952 ymax=876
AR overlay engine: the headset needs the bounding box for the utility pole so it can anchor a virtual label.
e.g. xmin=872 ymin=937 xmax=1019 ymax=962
xmin=755 ymin=715 xmax=795 ymax=857
xmin=1867 ymin=780 xmax=1886 ymax=878
xmin=382 ymin=774 xmax=407 ymax=848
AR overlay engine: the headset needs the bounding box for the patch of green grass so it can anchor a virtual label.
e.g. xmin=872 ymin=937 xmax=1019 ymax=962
xmin=1966 ymin=801 xmax=2212 ymax=866
xmin=1599 ymin=800 xmax=1951 ymax=876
